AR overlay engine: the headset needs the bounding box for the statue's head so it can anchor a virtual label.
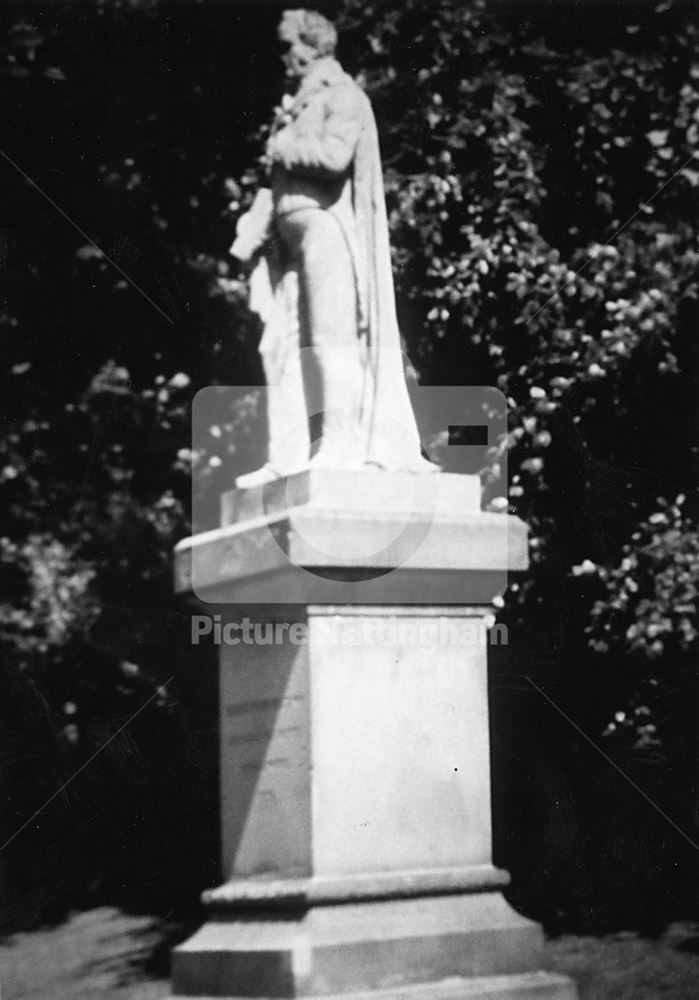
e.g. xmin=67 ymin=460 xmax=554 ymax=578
xmin=278 ymin=9 xmax=337 ymax=83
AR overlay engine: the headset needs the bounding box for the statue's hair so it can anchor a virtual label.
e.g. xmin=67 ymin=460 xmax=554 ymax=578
xmin=279 ymin=9 xmax=338 ymax=58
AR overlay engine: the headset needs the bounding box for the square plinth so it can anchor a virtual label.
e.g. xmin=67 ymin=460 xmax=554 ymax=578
xmin=220 ymin=469 xmax=482 ymax=526
xmin=175 ymin=470 xmax=527 ymax=606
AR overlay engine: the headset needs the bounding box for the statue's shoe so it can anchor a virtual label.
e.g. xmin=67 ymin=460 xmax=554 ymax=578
xmin=235 ymin=463 xmax=307 ymax=489
xmin=235 ymin=464 xmax=282 ymax=489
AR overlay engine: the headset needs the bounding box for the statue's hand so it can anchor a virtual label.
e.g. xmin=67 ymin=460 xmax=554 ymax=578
xmin=229 ymin=212 xmax=257 ymax=262
xmin=229 ymin=189 xmax=274 ymax=263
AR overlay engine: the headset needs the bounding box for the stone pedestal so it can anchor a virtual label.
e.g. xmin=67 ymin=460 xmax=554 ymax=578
xmin=172 ymin=470 xmax=577 ymax=999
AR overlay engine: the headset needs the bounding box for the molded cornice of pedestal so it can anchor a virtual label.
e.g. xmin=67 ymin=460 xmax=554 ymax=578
xmin=175 ymin=470 xmax=528 ymax=604
xmin=201 ymin=865 xmax=511 ymax=911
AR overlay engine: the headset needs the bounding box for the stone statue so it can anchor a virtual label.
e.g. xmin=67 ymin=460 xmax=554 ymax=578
xmin=231 ymin=8 xmax=434 ymax=488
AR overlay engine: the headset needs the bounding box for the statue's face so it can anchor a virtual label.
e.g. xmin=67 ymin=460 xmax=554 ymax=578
xmin=280 ymin=35 xmax=315 ymax=83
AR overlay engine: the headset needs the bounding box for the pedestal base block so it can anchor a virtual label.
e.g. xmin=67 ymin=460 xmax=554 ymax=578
xmin=170 ymin=893 xmax=574 ymax=1000
xmin=168 ymin=972 xmax=575 ymax=1000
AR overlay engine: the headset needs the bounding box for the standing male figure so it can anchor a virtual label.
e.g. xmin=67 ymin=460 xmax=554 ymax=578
xmin=232 ymin=8 xmax=432 ymax=487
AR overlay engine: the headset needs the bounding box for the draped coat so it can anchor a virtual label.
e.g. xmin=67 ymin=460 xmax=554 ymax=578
xmin=252 ymin=58 xmax=430 ymax=471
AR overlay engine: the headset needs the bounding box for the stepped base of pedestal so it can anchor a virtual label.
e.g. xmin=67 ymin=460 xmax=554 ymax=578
xmin=168 ymin=971 xmax=575 ymax=1000
xmin=170 ymin=893 xmax=577 ymax=999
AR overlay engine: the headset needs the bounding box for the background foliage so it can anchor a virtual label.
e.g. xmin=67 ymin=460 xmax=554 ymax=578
xmin=0 ymin=0 xmax=696 ymax=932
